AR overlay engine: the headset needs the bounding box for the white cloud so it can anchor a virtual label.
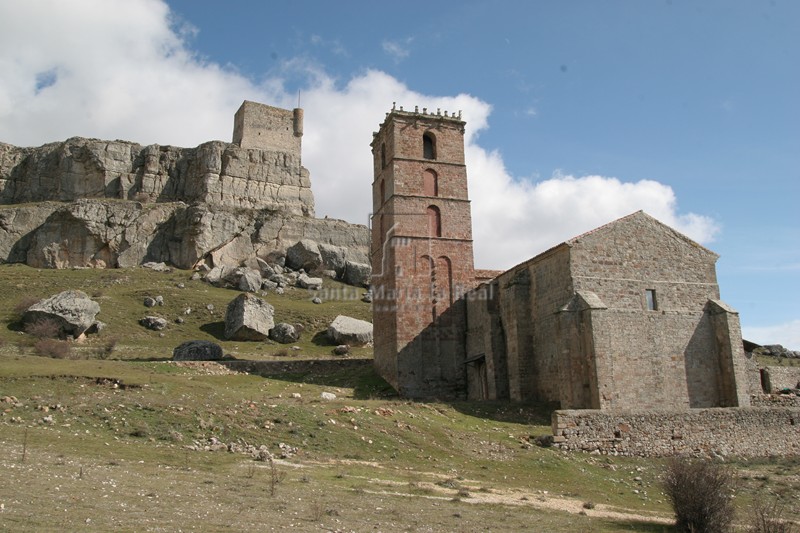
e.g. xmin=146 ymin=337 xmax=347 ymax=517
xmin=381 ymin=38 xmax=413 ymax=62
xmin=0 ymin=0 xmax=719 ymax=274
xmin=742 ymin=320 xmax=800 ymax=351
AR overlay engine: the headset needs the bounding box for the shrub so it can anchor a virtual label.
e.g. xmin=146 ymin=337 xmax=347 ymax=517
xmin=25 ymin=318 xmax=62 ymax=339
xmin=12 ymin=296 xmax=41 ymax=322
xmin=94 ymin=337 xmax=118 ymax=359
xmin=749 ymin=499 xmax=797 ymax=533
xmin=662 ymin=457 xmax=735 ymax=533
xmin=33 ymin=338 xmax=72 ymax=359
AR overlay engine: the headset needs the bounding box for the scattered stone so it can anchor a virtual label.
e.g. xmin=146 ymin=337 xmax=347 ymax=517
xmin=333 ymin=344 xmax=350 ymax=356
xmin=172 ymin=340 xmax=224 ymax=361
xmin=144 ymin=297 xmax=157 ymax=308
xmin=269 ymin=322 xmax=300 ymax=344
xmin=275 ymin=287 xmax=285 ymax=295
xmin=311 ymin=296 xmax=322 ymax=304
xmin=291 ymin=393 xmax=302 ymax=399
xmin=175 ymin=317 xmax=184 ymax=324
xmin=327 ymin=315 xmax=373 ymax=346
xmin=361 ymin=291 xmax=373 ymax=303
xmin=142 ymin=261 xmax=170 ymax=272
xmin=224 ymin=293 xmax=274 ymax=341
xmin=154 ymin=295 xmax=164 ymax=306
xmin=297 ymin=273 xmax=323 ymax=290
xmin=22 ymin=290 xmax=102 ymax=338
xmin=140 ymin=316 xmax=167 ymax=331
xmin=321 ymin=392 xmax=337 ymax=401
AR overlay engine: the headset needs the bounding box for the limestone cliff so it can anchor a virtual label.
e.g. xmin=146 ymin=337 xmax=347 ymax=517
xmin=0 ymin=136 xmax=369 ymax=271
xmin=0 ymin=138 xmax=314 ymax=216
xmin=0 ymin=200 xmax=368 ymax=270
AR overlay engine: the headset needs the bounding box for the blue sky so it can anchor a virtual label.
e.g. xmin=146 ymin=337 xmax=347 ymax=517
xmin=0 ymin=0 xmax=797 ymax=348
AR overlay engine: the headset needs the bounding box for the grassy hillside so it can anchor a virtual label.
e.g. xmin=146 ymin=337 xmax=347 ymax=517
xmin=0 ymin=265 xmax=798 ymax=532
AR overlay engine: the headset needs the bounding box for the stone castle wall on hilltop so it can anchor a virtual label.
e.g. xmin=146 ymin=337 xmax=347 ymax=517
xmin=0 ymin=101 xmax=370 ymax=271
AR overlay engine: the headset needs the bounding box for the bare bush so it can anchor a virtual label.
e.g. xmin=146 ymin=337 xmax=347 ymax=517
xmin=12 ymin=296 xmax=41 ymax=321
xmin=749 ymin=499 xmax=798 ymax=533
xmin=25 ymin=318 xmax=62 ymax=339
xmin=662 ymin=457 xmax=735 ymax=533
xmin=95 ymin=337 xmax=118 ymax=359
xmin=33 ymin=338 xmax=72 ymax=359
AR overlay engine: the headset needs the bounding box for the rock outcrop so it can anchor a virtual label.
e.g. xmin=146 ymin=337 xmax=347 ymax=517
xmin=0 ymin=138 xmax=314 ymax=216
xmin=0 ymin=199 xmax=368 ymax=271
xmin=0 ymin=118 xmax=370 ymax=279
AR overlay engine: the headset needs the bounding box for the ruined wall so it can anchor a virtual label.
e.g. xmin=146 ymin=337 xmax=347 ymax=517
xmin=759 ymin=366 xmax=800 ymax=392
xmin=0 ymin=139 xmax=314 ymax=216
xmin=233 ymin=101 xmax=303 ymax=156
xmin=552 ymin=408 xmax=800 ymax=457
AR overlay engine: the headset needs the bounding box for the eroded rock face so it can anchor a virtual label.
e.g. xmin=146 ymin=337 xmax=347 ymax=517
xmin=23 ymin=290 xmax=101 ymax=338
xmin=0 ymin=139 xmax=314 ymax=216
xmin=0 ymin=137 xmax=370 ymax=273
xmin=0 ymin=200 xmax=369 ymax=271
xmin=224 ymin=293 xmax=274 ymax=341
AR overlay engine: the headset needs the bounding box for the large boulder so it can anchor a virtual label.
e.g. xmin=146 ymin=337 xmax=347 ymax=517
xmin=343 ymin=261 xmax=371 ymax=287
xmin=296 ymin=272 xmax=323 ymax=290
xmin=318 ymin=243 xmax=347 ymax=276
xmin=224 ymin=293 xmax=274 ymax=341
xmin=172 ymin=340 xmax=224 ymax=361
xmin=22 ymin=290 xmax=101 ymax=338
xmin=238 ymin=268 xmax=263 ymax=293
xmin=286 ymin=239 xmax=322 ymax=272
xmin=269 ymin=323 xmax=300 ymax=344
xmin=327 ymin=315 xmax=373 ymax=346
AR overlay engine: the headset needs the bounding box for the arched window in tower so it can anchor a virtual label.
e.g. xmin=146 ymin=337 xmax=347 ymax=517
xmin=423 ymin=132 xmax=436 ymax=160
xmin=380 ymin=142 xmax=386 ymax=168
xmin=423 ymin=169 xmax=438 ymax=196
xmin=427 ymin=205 xmax=441 ymax=237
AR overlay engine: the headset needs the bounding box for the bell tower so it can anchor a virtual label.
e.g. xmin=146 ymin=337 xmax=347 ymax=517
xmin=370 ymin=105 xmax=476 ymax=398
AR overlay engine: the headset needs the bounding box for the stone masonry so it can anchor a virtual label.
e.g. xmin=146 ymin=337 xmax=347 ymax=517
xmin=370 ymin=106 xmax=477 ymax=399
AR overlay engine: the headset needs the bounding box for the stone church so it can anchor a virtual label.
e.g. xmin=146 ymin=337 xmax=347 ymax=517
xmin=370 ymin=105 xmax=750 ymax=411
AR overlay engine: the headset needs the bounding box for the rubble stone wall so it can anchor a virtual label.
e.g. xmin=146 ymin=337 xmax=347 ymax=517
xmin=552 ymin=407 xmax=800 ymax=457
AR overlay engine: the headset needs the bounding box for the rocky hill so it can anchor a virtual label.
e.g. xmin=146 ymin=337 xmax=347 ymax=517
xmin=0 ymin=136 xmax=369 ymax=272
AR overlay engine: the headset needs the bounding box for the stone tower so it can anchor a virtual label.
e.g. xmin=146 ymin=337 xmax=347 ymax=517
xmin=232 ymin=100 xmax=304 ymax=157
xmin=370 ymin=105 xmax=476 ymax=398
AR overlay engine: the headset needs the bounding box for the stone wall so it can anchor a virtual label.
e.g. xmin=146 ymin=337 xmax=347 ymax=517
xmin=760 ymin=366 xmax=800 ymax=392
xmin=232 ymin=101 xmax=303 ymax=156
xmin=552 ymin=407 xmax=800 ymax=457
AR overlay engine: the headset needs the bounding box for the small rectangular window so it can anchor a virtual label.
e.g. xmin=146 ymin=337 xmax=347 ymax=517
xmin=645 ymin=289 xmax=657 ymax=311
